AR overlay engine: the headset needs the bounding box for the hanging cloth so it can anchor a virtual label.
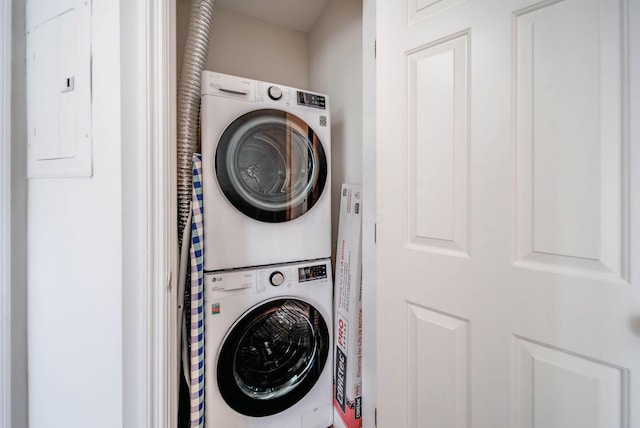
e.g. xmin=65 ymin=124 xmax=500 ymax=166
xmin=189 ymin=154 xmax=205 ymax=427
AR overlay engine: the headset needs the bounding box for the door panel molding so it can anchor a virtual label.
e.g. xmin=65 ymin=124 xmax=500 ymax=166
xmin=513 ymin=0 xmax=629 ymax=282
xmin=407 ymin=303 xmax=470 ymax=428
xmin=406 ymin=30 xmax=470 ymax=259
xmin=515 ymin=336 xmax=629 ymax=428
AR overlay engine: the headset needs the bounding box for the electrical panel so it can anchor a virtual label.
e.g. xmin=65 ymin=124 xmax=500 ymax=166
xmin=27 ymin=0 xmax=92 ymax=178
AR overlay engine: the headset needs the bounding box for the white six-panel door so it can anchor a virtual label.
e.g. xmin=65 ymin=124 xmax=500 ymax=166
xmin=376 ymin=0 xmax=639 ymax=426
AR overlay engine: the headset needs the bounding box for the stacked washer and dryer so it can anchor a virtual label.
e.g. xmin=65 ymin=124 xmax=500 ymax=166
xmin=200 ymin=71 xmax=334 ymax=428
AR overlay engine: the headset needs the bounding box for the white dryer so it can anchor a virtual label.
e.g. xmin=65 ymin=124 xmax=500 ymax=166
xmin=201 ymin=71 xmax=331 ymax=271
xmin=204 ymin=259 xmax=333 ymax=428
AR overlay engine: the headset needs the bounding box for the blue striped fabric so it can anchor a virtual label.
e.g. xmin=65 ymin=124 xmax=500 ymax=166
xmin=189 ymin=154 xmax=205 ymax=427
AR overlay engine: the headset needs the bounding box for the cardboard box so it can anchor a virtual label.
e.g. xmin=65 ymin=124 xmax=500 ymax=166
xmin=333 ymin=184 xmax=363 ymax=428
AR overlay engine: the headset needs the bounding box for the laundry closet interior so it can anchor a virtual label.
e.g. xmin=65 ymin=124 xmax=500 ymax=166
xmin=9 ymin=0 xmax=640 ymax=426
xmin=174 ymin=0 xmax=376 ymax=426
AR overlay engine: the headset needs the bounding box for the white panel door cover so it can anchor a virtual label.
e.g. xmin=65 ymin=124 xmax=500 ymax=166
xmin=376 ymin=0 xmax=640 ymax=426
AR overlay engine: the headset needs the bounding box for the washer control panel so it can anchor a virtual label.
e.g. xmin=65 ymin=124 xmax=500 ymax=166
xmin=298 ymin=264 xmax=328 ymax=282
xmin=205 ymin=259 xmax=332 ymax=299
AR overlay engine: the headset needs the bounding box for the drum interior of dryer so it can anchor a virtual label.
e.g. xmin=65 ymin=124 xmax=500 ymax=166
xmin=216 ymin=298 xmax=330 ymax=417
xmin=215 ymin=109 xmax=328 ymax=223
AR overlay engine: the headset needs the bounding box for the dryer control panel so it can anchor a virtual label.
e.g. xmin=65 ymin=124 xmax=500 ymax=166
xmin=297 ymin=91 xmax=326 ymax=109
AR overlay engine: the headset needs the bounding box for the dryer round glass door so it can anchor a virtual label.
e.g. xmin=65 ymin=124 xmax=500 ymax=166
xmin=215 ymin=109 xmax=328 ymax=222
xmin=216 ymin=298 xmax=330 ymax=417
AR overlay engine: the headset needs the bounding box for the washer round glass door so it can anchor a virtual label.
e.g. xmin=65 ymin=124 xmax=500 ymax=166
xmin=216 ymin=109 xmax=328 ymax=222
xmin=217 ymin=298 xmax=330 ymax=417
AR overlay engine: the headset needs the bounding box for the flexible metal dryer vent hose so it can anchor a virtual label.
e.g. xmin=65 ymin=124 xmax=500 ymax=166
xmin=177 ymin=0 xmax=215 ymax=249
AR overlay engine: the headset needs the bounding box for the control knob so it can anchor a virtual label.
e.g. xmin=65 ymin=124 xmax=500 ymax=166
xmin=268 ymin=86 xmax=283 ymax=100
xmin=269 ymin=271 xmax=285 ymax=286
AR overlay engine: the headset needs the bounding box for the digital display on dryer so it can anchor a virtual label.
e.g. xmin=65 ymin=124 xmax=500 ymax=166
xmin=297 ymin=91 xmax=326 ymax=109
xmin=298 ymin=264 xmax=328 ymax=282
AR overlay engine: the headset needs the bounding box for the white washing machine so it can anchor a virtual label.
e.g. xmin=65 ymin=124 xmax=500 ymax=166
xmin=201 ymin=71 xmax=331 ymax=271
xmin=204 ymin=259 xmax=333 ymax=428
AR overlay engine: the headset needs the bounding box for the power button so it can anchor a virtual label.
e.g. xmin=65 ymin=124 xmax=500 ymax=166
xmin=269 ymin=271 xmax=285 ymax=286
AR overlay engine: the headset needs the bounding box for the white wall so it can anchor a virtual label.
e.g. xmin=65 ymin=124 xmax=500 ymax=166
xmin=308 ymin=4 xmax=373 ymax=426
xmin=308 ymin=0 xmax=363 ymax=260
xmin=177 ymin=1 xmax=310 ymax=89
xmin=26 ymin=1 xmax=124 ymax=426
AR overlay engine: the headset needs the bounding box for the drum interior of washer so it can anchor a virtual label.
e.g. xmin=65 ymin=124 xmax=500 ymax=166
xmin=233 ymin=300 xmax=319 ymax=399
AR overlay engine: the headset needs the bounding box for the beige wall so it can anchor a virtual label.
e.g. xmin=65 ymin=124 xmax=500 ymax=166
xmin=309 ymin=0 xmax=363 ymax=260
xmin=177 ymin=2 xmax=309 ymax=89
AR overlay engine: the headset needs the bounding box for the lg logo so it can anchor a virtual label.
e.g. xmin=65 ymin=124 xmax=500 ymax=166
xmin=211 ymin=276 xmax=222 ymax=282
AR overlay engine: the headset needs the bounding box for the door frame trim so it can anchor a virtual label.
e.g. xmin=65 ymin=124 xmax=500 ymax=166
xmin=121 ymin=0 xmax=178 ymax=426
xmin=1 ymin=0 xmax=12 ymax=426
